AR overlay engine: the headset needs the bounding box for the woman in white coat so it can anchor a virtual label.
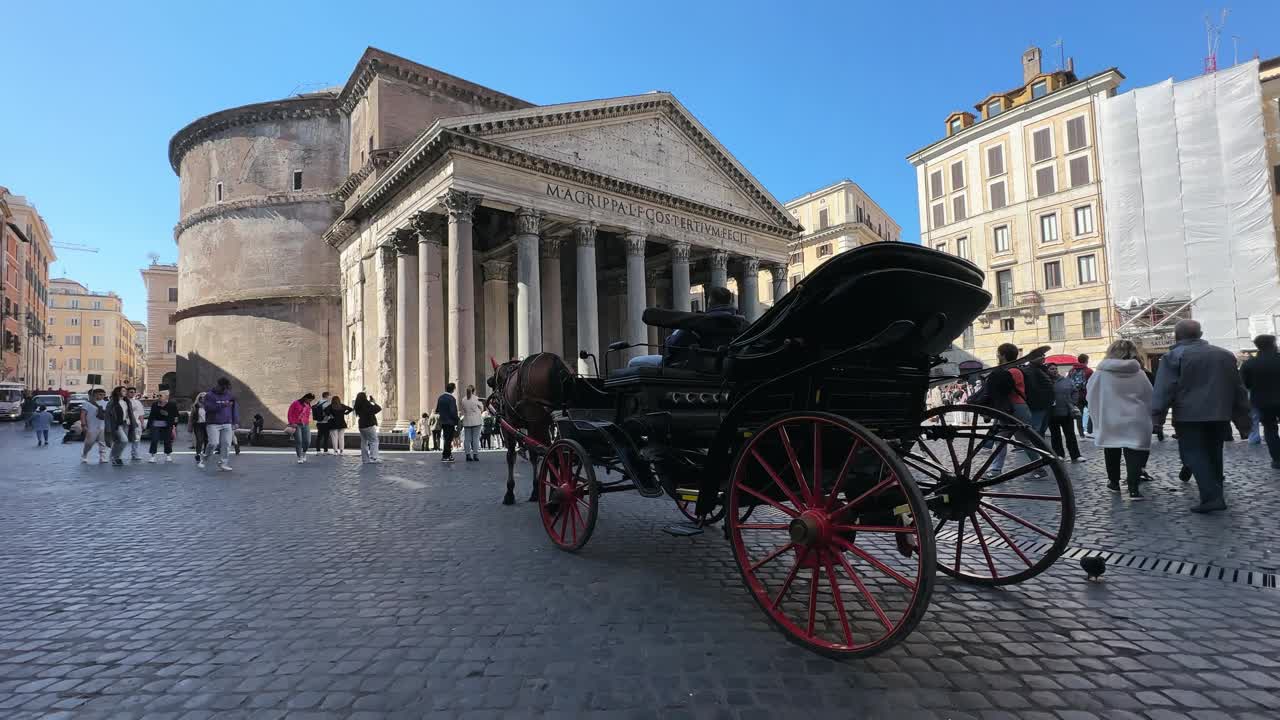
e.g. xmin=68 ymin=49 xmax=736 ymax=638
xmin=459 ymin=385 xmax=485 ymax=462
xmin=1086 ymin=339 xmax=1153 ymax=500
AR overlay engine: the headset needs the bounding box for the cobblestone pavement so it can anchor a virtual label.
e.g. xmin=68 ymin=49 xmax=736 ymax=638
xmin=1 ymin=421 xmax=1278 ymax=719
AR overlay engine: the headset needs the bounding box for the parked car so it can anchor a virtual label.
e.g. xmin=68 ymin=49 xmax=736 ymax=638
xmin=32 ymin=394 xmax=66 ymax=421
xmin=0 ymin=383 xmax=24 ymax=421
xmin=64 ymin=393 xmax=91 ymax=421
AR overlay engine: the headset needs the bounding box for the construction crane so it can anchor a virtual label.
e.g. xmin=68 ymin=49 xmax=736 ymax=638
xmin=51 ymin=241 xmax=99 ymax=254
xmin=1204 ymin=8 xmax=1229 ymax=74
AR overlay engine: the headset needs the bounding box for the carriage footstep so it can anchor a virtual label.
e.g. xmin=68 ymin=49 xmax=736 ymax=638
xmin=662 ymin=523 xmax=704 ymax=537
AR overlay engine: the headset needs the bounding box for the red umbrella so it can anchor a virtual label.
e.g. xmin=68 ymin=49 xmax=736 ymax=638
xmin=1045 ymin=354 xmax=1078 ymax=365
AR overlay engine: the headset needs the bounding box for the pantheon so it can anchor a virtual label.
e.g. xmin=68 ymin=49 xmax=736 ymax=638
xmin=169 ymin=47 xmax=799 ymax=426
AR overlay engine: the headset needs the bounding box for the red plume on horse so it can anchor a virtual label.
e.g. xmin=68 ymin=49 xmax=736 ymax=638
xmin=486 ymin=352 xmax=576 ymax=505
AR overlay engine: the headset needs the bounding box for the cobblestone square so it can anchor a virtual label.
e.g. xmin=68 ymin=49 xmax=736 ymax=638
xmin=1 ymin=422 xmax=1279 ymax=719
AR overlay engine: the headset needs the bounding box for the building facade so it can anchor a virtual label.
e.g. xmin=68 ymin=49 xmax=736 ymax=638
xmin=909 ymin=48 xmax=1124 ymax=364
xmin=1264 ymin=56 xmax=1280 ymax=247
xmin=171 ymin=48 xmax=798 ymax=428
xmin=140 ymin=263 xmax=178 ymax=394
xmin=784 ymin=180 xmax=900 ymax=290
xmin=45 ymin=279 xmax=141 ymax=391
xmin=131 ymin=321 xmax=148 ymax=392
xmin=0 ymin=190 xmax=54 ymax=387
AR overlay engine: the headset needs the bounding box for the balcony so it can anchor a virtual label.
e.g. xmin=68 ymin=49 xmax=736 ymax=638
xmin=978 ymin=291 xmax=1043 ymax=328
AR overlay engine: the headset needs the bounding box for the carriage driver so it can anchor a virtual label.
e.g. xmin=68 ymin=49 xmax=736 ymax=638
xmin=629 ymin=286 xmax=745 ymax=369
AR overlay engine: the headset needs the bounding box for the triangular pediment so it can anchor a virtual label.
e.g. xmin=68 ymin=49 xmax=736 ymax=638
xmin=439 ymin=95 xmax=798 ymax=231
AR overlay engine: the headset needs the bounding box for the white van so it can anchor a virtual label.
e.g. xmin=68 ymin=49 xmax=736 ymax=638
xmin=0 ymin=382 xmax=24 ymax=420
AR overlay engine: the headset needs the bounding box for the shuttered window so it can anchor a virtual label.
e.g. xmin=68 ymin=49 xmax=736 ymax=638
xmin=930 ymin=171 xmax=944 ymax=200
xmin=952 ymin=195 xmax=967 ymax=222
xmin=1066 ymin=116 xmax=1087 ymax=152
xmin=1036 ymin=166 xmax=1056 ymax=196
xmin=1082 ymin=309 xmax=1102 ymax=337
xmin=951 ymin=161 xmax=965 ymax=190
xmin=931 ymin=202 xmax=945 ymax=229
xmin=956 ymin=237 xmax=969 ymax=259
xmin=1048 ymin=313 xmax=1066 ymax=341
xmin=1069 ymin=156 xmax=1091 ymax=187
xmin=1040 ymin=213 xmax=1059 ymax=243
xmin=1032 ymin=128 xmax=1053 ymax=162
xmin=993 ymin=225 xmax=1010 ymax=253
xmin=989 ymin=180 xmax=1007 ymax=210
xmin=818 ymin=208 xmax=829 ymax=229
xmin=987 ymin=145 xmax=1005 ymax=177
xmin=1044 ymin=261 xmax=1063 ymax=289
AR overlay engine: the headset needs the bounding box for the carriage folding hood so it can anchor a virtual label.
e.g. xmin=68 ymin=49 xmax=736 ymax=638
xmin=1097 ymin=60 xmax=1280 ymax=351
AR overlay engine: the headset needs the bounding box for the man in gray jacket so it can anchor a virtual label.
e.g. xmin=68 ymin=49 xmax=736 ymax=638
xmin=1152 ymin=320 xmax=1250 ymax=513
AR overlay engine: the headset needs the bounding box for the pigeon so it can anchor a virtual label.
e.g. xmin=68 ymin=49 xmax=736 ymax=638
xmin=1080 ymin=555 xmax=1106 ymax=582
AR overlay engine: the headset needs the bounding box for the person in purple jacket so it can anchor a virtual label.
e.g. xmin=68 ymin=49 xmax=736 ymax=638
xmin=199 ymin=377 xmax=239 ymax=472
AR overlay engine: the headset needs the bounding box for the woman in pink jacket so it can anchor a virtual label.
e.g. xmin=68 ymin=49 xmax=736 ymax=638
xmin=287 ymin=393 xmax=315 ymax=464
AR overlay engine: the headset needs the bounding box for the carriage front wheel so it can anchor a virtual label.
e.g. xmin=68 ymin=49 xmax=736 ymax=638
xmin=727 ymin=412 xmax=935 ymax=658
xmin=537 ymin=439 xmax=600 ymax=552
xmin=901 ymin=404 xmax=1074 ymax=586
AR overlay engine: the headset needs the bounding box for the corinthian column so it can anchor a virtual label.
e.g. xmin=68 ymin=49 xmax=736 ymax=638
xmin=482 ymin=260 xmax=512 ymax=368
xmin=766 ymin=262 xmax=788 ymax=305
xmin=440 ymin=189 xmax=482 ymax=398
xmin=740 ymin=257 xmax=761 ymax=321
xmin=574 ymin=221 xmax=599 ymax=375
xmin=513 ymin=208 xmax=542 ymax=358
xmin=413 ymin=211 xmax=445 ymax=408
xmin=669 ymin=241 xmax=691 ymax=312
xmin=646 ymin=269 xmax=662 ymax=349
xmin=375 ymin=238 xmax=398 ymax=425
xmin=540 ymin=237 xmax=563 ymax=358
xmin=709 ymin=250 xmax=729 ymax=290
xmin=393 ymin=230 xmax=420 ymax=428
xmin=624 ymin=232 xmax=647 ymax=362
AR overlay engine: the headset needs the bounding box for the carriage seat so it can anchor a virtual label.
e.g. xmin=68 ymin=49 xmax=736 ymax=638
xmin=605 ymin=307 xmax=748 ymax=381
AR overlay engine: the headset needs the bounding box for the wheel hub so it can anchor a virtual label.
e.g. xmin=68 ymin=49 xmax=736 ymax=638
xmin=788 ymin=510 xmax=831 ymax=547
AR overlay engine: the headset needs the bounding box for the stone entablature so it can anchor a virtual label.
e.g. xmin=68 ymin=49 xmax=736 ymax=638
xmin=335 ymin=47 xmax=533 ymax=116
xmin=167 ymin=96 xmax=341 ymax=174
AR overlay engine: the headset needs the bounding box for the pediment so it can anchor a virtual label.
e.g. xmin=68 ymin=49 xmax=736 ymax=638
xmin=441 ymin=96 xmax=797 ymax=231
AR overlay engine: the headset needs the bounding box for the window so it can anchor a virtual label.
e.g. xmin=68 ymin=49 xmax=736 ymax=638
xmin=950 ymin=161 xmax=965 ymax=190
xmin=1031 ymin=80 xmax=1048 ymax=99
xmin=70 ymin=299 xmax=79 ymax=309
xmin=165 ymin=338 xmax=176 ymax=354
xmin=1078 ymin=254 xmax=1098 ymax=284
xmin=1048 ymin=313 xmax=1066 ymax=341
xmin=987 ymin=145 xmax=1005 ymax=177
xmin=931 ymin=202 xmax=945 ymax=229
xmin=788 ymin=252 xmax=802 ymax=266
xmin=92 ymin=336 xmax=104 ymax=346
xmin=949 ymin=118 xmax=962 ymax=135
xmin=987 ymin=99 xmax=1003 ymax=118
xmin=962 ymin=325 xmax=974 ymax=349
xmin=168 ymin=287 xmax=178 ymax=302
xmin=47 ymin=316 xmax=54 ymax=325
xmin=1044 ymin=261 xmax=1063 ymax=289
xmin=1069 ymin=156 xmax=1091 ymax=188
xmin=1066 ymin=116 xmax=1088 ymax=152
xmin=1001 ymin=318 xmax=1016 ymax=332
xmin=989 ymin=180 xmax=1007 ymax=210
xmin=951 ymin=195 xmax=967 ymax=222
xmin=993 ymin=225 xmax=1010 ymax=253
xmin=292 ymin=170 xmax=303 ymax=191
xmin=216 ymin=182 xmax=223 ymax=202
xmin=816 ymin=243 xmax=833 ymax=257
xmin=690 ymin=299 xmax=702 ymax=313
xmin=1074 ymin=205 xmax=1095 ymax=236
xmin=955 ymin=237 xmax=969 ymax=259
xmin=92 ymin=301 xmax=102 ymax=310
xmin=935 ymin=242 xmax=947 ymax=253
xmin=1032 ymin=128 xmax=1053 ymax=162
xmin=996 ymin=269 xmax=1013 ymax=307
xmin=790 ymin=274 xmax=802 ymax=289
xmin=91 ymin=319 xmax=102 ymax=327
xmin=1040 ymin=213 xmax=1059 ymax=243
xmin=1035 ymin=166 xmax=1056 ymax=197
xmin=818 ymin=208 xmax=829 ymax=229
xmin=929 ymin=170 xmax=944 ymax=200
xmin=68 ymin=317 xmax=79 ymax=326
xmin=88 ymin=359 xmax=104 ymax=370
xmin=1082 ymin=309 xmax=1102 ymax=338
xmin=1275 ymin=165 xmax=1280 ymax=194
xmin=48 ymin=359 xmax=56 ymax=370
xmin=68 ymin=358 xmax=81 ymax=371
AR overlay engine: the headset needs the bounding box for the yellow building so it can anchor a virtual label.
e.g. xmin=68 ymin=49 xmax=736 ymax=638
xmin=908 ymin=47 xmax=1124 ymax=364
xmin=45 ymin=278 xmax=142 ymax=391
xmin=784 ymin=179 xmax=901 ymax=289
xmin=140 ymin=262 xmax=178 ymax=394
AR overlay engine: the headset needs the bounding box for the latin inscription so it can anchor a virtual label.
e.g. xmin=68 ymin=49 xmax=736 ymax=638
xmin=546 ymin=183 xmax=747 ymax=245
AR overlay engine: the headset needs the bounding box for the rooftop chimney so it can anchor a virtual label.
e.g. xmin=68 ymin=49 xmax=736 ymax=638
xmin=1022 ymin=46 xmax=1043 ymax=84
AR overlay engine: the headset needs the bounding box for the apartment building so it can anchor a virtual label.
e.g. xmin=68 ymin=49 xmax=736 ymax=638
xmin=140 ymin=262 xmax=178 ymax=394
xmin=908 ymin=47 xmax=1124 ymax=363
xmin=45 ymin=278 xmax=142 ymax=390
xmin=784 ymin=180 xmax=900 ymax=289
xmin=0 ymin=190 xmax=55 ymax=386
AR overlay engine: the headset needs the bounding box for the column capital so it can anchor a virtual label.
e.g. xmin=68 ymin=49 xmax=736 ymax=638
xmin=624 ymin=231 xmax=647 ymax=257
xmin=763 ymin=261 xmax=788 ymax=276
xmin=540 ymin=236 xmax=562 ymax=260
xmin=411 ymin=211 xmax=445 ymax=245
xmin=438 ymin=189 xmax=483 ymax=222
xmin=513 ymin=207 xmax=543 ymax=236
xmin=573 ymin=220 xmax=598 ymax=248
xmin=482 ymin=259 xmax=512 ymax=282
xmin=741 ymin=257 xmax=761 ymax=273
xmin=669 ymin=240 xmax=691 ymax=263
xmin=645 ymin=268 xmax=665 ymax=286
xmin=391 ymin=227 xmax=418 ymax=256
xmin=709 ymin=250 xmax=730 ymax=273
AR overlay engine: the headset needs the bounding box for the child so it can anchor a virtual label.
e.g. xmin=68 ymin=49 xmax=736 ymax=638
xmin=407 ymin=420 xmax=418 ymax=451
xmin=250 ymin=414 xmax=264 ymax=445
xmin=30 ymin=406 xmax=52 ymax=446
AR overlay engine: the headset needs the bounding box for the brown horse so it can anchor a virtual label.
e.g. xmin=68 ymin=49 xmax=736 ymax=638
xmin=487 ymin=353 xmax=575 ymax=505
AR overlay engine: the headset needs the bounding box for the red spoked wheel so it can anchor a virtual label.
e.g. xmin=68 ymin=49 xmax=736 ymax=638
xmin=728 ymin=412 xmax=935 ymax=658
xmin=536 ymin=439 xmax=599 ymax=552
xmin=900 ymin=404 xmax=1074 ymax=585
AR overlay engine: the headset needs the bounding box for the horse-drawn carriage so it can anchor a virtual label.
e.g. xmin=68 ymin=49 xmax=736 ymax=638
xmin=490 ymin=243 xmax=1073 ymax=658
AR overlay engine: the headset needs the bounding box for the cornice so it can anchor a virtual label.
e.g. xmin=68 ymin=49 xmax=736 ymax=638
xmin=172 ymin=288 xmax=340 ymax=322
xmin=173 ymin=192 xmax=342 ymax=241
xmin=335 ymin=148 xmax=404 ymax=201
xmin=336 ymin=51 xmax=532 ymax=116
xmin=446 ymin=98 xmax=799 ymax=232
xmin=168 ymin=96 xmax=341 ymax=174
xmin=788 ymin=220 xmax=888 ymax=248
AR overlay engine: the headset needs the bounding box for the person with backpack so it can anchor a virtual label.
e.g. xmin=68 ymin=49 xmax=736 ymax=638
xmin=313 ymin=391 xmax=332 ymax=453
xmin=325 ymin=396 xmax=351 ymax=453
xmin=1021 ymin=356 xmax=1055 ymax=436
xmin=1069 ymin=354 xmax=1094 ymax=436
xmin=1048 ymin=364 xmax=1083 ymax=462
xmin=286 ymin=392 xmax=315 ymax=464
xmin=352 ymin=392 xmax=382 ymax=463
xmin=974 ymin=343 xmax=1046 ymax=479
xmin=434 ymin=383 xmax=459 ymax=462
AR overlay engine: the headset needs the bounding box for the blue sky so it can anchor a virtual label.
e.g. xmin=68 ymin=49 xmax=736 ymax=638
xmin=3 ymin=0 xmax=1277 ymax=320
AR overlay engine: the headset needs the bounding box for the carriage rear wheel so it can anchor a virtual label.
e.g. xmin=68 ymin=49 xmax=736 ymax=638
xmin=675 ymin=494 xmax=727 ymax=525
xmin=901 ymin=404 xmax=1074 ymax=586
xmin=727 ymin=412 xmax=935 ymax=658
xmin=537 ymin=439 xmax=599 ymax=552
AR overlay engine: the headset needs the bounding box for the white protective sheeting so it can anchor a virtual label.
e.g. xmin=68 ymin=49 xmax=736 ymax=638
xmin=1098 ymin=60 xmax=1279 ymax=350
